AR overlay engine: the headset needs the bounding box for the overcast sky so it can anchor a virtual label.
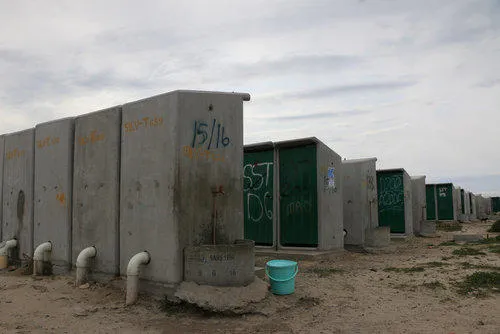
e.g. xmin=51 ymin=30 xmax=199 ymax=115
xmin=1 ymin=0 xmax=499 ymax=196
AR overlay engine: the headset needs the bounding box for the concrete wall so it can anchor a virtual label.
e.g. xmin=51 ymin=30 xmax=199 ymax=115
xmin=403 ymin=170 xmax=414 ymax=236
xmin=72 ymin=107 xmax=121 ymax=276
xmin=317 ymin=141 xmax=343 ymax=250
xmin=453 ymin=187 xmax=461 ymax=221
xmin=2 ymin=129 xmax=35 ymax=261
xmin=470 ymin=194 xmax=477 ymax=219
xmin=410 ymin=176 xmax=426 ymax=235
xmin=342 ymin=158 xmax=377 ymax=246
xmin=120 ymin=91 xmax=248 ymax=284
xmin=0 ymin=136 xmax=4 ymax=241
xmin=34 ymin=118 xmax=74 ymax=272
xmin=464 ymin=191 xmax=470 ymax=221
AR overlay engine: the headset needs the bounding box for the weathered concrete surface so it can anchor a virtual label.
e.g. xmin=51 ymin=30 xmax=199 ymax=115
xmin=410 ymin=176 xmax=426 ymax=235
xmin=342 ymin=158 xmax=378 ymax=246
xmin=454 ymin=187 xmax=462 ymax=222
xmin=2 ymin=129 xmax=35 ymax=262
xmin=420 ymin=220 xmax=437 ymax=237
xmin=72 ymin=107 xmax=121 ymax=276
xmin=34 ymin=118 xmax=74 ymax=273
xmin=0 ymin=136 xmax=4 ymax=241
xmin=184 ymin=240 xmax=255 ymax=286
xmin=365 ymin=226 xmax=390 ymax=247
xmin=453 ymin=234 xmax=483 ymax=242
xmin=120 ymin=91 xmax=249 ymax=284
xmin=174 ymin=277 xmax=268 ymax=314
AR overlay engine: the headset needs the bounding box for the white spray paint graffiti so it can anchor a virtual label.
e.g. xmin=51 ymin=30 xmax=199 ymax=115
xmin=243 ymin=162 xmax=273 ymax=223
xmin=379 ymin=175 xmax=404 ymax=212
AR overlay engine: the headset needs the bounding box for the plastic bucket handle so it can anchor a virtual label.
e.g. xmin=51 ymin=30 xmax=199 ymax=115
xmin=266 ymin=264 xmax=298 ymax=282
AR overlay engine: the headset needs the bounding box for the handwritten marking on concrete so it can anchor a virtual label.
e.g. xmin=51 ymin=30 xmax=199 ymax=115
xmin=56 ymin=193 xmax=66 ymax=205
xmin=36 ymin=136 xmax=60 ymax=149
xmin=6 ymin=148 xmax=26 ymax=160
xmin=123 ymin=116 xmax=164 ymax=133
xmin=182 ymin=145 xmax=225 ymax=162
xmin=78 ymin=130 xmax=105 ymax=146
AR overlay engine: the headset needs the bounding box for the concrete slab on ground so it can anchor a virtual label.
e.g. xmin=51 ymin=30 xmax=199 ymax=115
xmin=255 ymin=248 xmax=344 ymax=261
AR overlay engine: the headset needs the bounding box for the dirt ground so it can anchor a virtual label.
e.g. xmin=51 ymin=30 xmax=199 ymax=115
xmin=1 ymin=219 xmax=499 ymax=334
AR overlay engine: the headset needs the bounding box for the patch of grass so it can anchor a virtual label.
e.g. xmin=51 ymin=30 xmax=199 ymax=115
xmin=436 ymin=222 xmax=462 ymax=232
xmin=421 ymin=280 xmax=446 ymax=290
xmin=488 ymin=220 xmax=500 ymax=232
xmin=460 ymin=262 xmax=500 ymax=271
xmin=306 ymin=267 xmax=344 ymax=277
xmin=455 ymin=271 xmax=500 ymax=296
xmin=425 ymin=261 xmax=450 ymax=268
xmin=441 ymin=256 xmax=453 ymax=261
xmin=470 ymin=236 xmax=500 ymax=245
xmin=489 ymin=245 xmax=500 ymax=254
xmin=452 ymin=247 xmax=486 ymax=257
xmin=384 ymin=266 xmax=425 ymax=273
xmin=439 ymin=241 xmax=458 ymax=246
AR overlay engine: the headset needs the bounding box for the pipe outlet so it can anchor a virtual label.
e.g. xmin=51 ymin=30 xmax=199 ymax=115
xmin=33 ymin=241 xmax=52 ymax=276
xmin=0 ymin=239 xmax=18 ymax=256
xmin=75 ymin=246 xmax=97 ymax=286
xmin=126 ymin=251 xmax=150 ymax=306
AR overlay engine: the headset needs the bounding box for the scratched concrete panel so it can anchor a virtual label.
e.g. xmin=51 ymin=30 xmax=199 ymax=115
xmin=342 ymin=158 xmax=378 ymax=246
xmin=120 ymin=90 xmax=248 ymax=284
xmin=316 ymin=140 xmax=343 ymax=250
xmin=403 ymin=170 xmax=413 ymax=236
xmin=0 ymin=136 xmax=4 ymax=241
xmin=454 ymin=187 xmax=461 ymax=221
xmin=410 ymin=176 xmax=426 ymax=235
xmin=72 ymin=107 xmax=121 ymax=275
xmin=34 ymin=118 xmax=74 ymax=272
xmin=2 ymin=129 xmax=35 ymax=261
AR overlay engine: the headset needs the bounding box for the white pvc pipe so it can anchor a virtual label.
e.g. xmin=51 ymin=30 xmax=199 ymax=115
xmin=126 ymin=251 xmax=150 ymax=306
xmin=33 ymin=241 xmax=52 ymax=276
xmin=0 ymin=239 xmax=18 ymax=256
xmin=75 ymin=246 xmax=97 ymax=286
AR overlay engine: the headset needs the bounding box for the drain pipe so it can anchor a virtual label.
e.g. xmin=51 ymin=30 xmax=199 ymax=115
xmin=33 ymin=241 xmax=52 ymax=275
xmin=75 ymin=246 xmax=97 ymax=286
xmin=126 ymin=251 xmax=150 ymax=306
xmin=0 ymin=239 xmax=17 ymax=269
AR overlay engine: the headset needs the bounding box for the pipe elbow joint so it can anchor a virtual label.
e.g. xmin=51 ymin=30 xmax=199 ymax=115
xmin=126 ymin=251 xmax=150 ymax=276
xmin=0 ymin=239 xmax=18 ymax=256
xmin=76 ymin=246 xmax=97 ymax=269
xmin=33 ymin=241 xmax=52 ymax=261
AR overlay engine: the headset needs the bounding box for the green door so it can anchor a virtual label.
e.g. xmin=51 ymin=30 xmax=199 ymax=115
xmin=460 ymin=189 xmax=465 ymax=214
xmin=426 ymin=185 xmax=436 ymax=220
xmin=437 ymin=184 xmax=454 ymax=220
xmin=492 ymin=197 xmax=500 ymax=213
xmin=377 ymin=171 xmax=405 ymax=233
xmin=279 ymin=145 xmax=318 ymax=247
xmin=243 ymin=150 xmax=274 ymax=246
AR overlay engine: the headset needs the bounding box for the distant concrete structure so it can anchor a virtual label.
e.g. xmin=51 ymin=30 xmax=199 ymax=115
xmin=454 ymin=186 xmax=462 ymax=221
xmin=342 ymin=158 xmax=379 ymax=246
xmin=72 ymin=107 xmax=122 ymax=278
xmin=0 ymin=136 xmax=4 ymax=241
xmin=410 ymin=175 xmax=426 ymax=235
xmin=376 ymin=169 xmax=413 ymax=236
xmin=470 ymin=193 xmax=477 ymax=220
xmin=34 ymin=118 xmax=75 ymax=273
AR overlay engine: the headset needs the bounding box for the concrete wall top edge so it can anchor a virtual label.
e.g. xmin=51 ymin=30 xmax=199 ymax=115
xmin=74 ymin=105 xmax=122 ymax=120
xmin=377 ymin=168 xmax=407 ymax=174
xmin=411 ymin=175 xmax=426 ymax=180
xmin=244 ymin=142 xmax=274 ymax=152
xmin=3 ymin=128 xmax=35 ymax=136
xmin=343 ymin=157 xmax=377 ymax=164
xmin=274 ymin=136 xmax=320 ymax=149
xmin=124 ymin=90 xmax=251 ymax=107
xmin=35 ymin=117 xmax=75 ymax=127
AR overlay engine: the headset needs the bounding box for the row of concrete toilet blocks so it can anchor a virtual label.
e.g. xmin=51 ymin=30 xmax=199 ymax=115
xmin=0 ymin=89 xmax=494 ymax=303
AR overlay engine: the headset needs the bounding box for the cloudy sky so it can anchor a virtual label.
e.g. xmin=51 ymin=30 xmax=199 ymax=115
xmin=1 ymin=0 xmax=499 ymax=195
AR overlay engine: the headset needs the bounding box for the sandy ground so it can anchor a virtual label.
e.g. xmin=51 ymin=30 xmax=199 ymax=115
xmin=1 ymin=219 xmax=499 ymax=334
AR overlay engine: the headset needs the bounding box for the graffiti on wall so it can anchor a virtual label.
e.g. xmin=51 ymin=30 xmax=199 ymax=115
xmin=123 ymin=116 xmax=164 ymax=133
xmin=438 ymin=187 xmax=448 ymax=197
xmin=286 ymin=199 xmax=313 ymax=216
xmin=78 ymin=130 xmax=105 ymax=146
xmin=243 ymin=162 xmax=273 ymax=222
xmin=183 ymin=118 xmax=230 ymax=163
xmin=182 ymin=146 xmax=224 ymax=162
xmin=320 ymin=164 xmax=337 ymax=194
xmin=6 ymin=148 xmax=26 ymax=160
xmin=378 ymin=175 xmax=404 ymax=212
xmin=36 ymin=136 xmax=60 ymax=149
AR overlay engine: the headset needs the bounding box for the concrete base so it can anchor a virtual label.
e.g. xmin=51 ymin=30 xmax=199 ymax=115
xmin=365 ymin=226 xmax=390 ymax=247
xmin=453 ymin=234 xmax=484 ymax=242
xmin=184 ymin=240 xmax=255 ymax=287
xmin=255 ymin=248 xmax=343 ymax=261
xmin=420 ymin=220 xmax=437 ymax=237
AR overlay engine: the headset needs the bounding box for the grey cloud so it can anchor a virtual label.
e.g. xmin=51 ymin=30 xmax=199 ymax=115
xmin=254 ymin=110 xmax=371 ymax=121
xmin=476 ymin=78 xmax=500 ymax=88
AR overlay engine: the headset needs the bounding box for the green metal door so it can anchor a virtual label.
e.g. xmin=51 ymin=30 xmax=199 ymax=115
xmin=426 ymin=185 xmax=436 ymax=220
xmin=243 ymin=150 xmax=274 ymax=246
xmin=279 ymin=145 xmax=318 ymax=247
xmin=460 ymin=189 xmax=465 ymax=214
xmin=492 ymin=197 xmax=500 ymax=213
xmin=377 ymin=171 xmax=405 ymax=233
xmin=437 ymin=184 xmax=454 ymax=220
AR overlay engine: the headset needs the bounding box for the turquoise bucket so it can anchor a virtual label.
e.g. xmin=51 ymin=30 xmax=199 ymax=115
xmin=266 ymin=260 xmax=298 ymax=295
